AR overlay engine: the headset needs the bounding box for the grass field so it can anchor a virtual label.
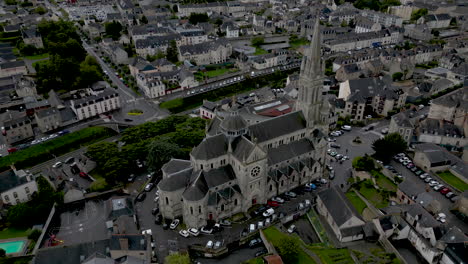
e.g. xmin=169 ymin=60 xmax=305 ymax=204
xmin=306 ymin=209 xmax=330 ymax=245
xmin=308 ymin=245 xmax=354 ymax=264
xmin=25 ymin=53 xmax=49 ymax=60
xmin=345 ymin=191 xmax=367 ymax=214
xmin=88 ymin=169 xmax=111 ymax=192
xmin=359 ymin=186 xmax=388 ymax=208
xmin=263 ymin=227 xmax=317 ymax=264
xmin=242 ymin=257 xmax=265 ymax=264
xmin=374 ymin=172 xmax=397 ymax=192
xmin=32 ymin=59 xmax=49 ymax=69
xmin=0 ymin=228 xmax=31 ymax=240
xmin=437 ymin=171 xmax=468 ymax=191
xmin=290 ymin=37 xmax=310 ymax=49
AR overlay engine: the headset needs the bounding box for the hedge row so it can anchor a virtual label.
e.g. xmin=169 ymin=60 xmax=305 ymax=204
xmin=0 ymin=126 xmax=117 ymax=171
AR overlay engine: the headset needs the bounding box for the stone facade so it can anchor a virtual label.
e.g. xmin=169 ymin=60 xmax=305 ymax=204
xmin=70 ymin=89 xmax=121 ymax=120
xmin=157 ymin=20 xmax=329 ymax=228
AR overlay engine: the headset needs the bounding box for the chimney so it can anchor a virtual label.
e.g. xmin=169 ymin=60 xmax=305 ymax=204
xmin=119 ymin=238 xmax=129 ymax=251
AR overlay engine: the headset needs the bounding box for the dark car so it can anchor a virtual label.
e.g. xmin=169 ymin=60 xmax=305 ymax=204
xmin=124 ymin=118 xmax=133 ymax=122
xmin=136 ymin=192 xmax=146 ymax=201
xmin=255 ymin=248 xmax=268 ymax=257
xmin=154 ymin=214 xmax=162 ymax=225
xmin=253 ymin=206 xmax=268 ymax=216
xmin=249 ymin=238 xmax=262 ymax=248
xmin=162 ymin=221 xmax=169 ymax=230
xmin=151 ymin=207 xmax=159 ymax=215
xmin=127 ymin=174 xmax=136 ymax=182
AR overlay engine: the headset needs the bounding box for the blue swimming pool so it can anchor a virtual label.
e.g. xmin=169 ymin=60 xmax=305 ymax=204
xmin=0 ymin=240 xmax=25 ymax=254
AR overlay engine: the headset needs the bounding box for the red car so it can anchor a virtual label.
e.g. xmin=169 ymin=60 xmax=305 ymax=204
xmin=267 ymin=200 xmax=279 ymax=207
xmin=440 ymin=188 xmax=451 ymax=195
xmin=79 ymin=172 xmax=89 ymax=178
xmin=7 ymin=147 xmax=17 ymax=153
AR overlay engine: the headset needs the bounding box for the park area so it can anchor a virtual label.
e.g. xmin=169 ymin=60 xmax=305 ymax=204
xmin=345 ymin=191 xmax=367 ymax=214
xmin=437 ymin=171 xmax=468 ymax=191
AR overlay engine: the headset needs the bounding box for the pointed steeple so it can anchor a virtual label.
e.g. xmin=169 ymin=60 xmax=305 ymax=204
xmin=301 ymin=18 xmax=322 ymax=79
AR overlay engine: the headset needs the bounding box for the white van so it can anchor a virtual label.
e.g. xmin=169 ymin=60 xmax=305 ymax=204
xmin=342 ymin=125 xmax=352 ymax=131
xmin=249 ymin=224 xmax=256 ymax=233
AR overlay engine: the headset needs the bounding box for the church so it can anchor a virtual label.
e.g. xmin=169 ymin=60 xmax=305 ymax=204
xmin=156 ymin=19 xmax=331 ymax=228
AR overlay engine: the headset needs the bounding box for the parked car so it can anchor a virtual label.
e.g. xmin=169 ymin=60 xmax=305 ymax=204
xmin=267 ymin=200 xmax=280 ymax=207
xmin=297 ymin=202 xmax=305 ymax=210
xmin=220 ymin=219 xmax=231 ymax=226
xmin=342 ymin=125 xmax=352 ymax=131
xmin=214 ymin=241 xmax=222 ymax=249
xmin=79 ymin=172 xmax=89 ymax=178
xmin=127 ymin=174 xmax=136 ymax=182
xmin=433 ymin=184 xmax=444 ymax=191
xmin=151 ymin=207 xmax=159 ymax=215
xmin=249 ymin=238 xmax=262 ymax=248
xmin=145 ymin=183 xmax=154 ymax=192
xmin=424 ymin=177 xmax=432 ymax=183
xmin=330 ymin=143 xmax=341 ymax=148
xmin=258 ymin=221 xmax=264 ymax=229
xmin=263 ymin=208 xmax=275 ymax=217
xmin=419 ymin=173 xmax=428 ymax=179
xmin=253 ymin=206 xmax=268 ymax=216
xmin=429 ymin=181 xmax=439 ymax=187
xmin=136 ymin=192 xmax=146 ymax=201
xmin=154 ymin=214 xmax=162 ymax=225
xmin=304 ymin=199 xmax=311 ymax=207
xmin=170 ymin=219 xmax=180 ymax=229
xmin=52 ymin=161 xmax=63 ymax=168
xmin=65 ymin=157 xmax=75 ymax=164
xmin=206 ymin=240 xmax=214 ymax=249
xmin=179 ymin=230 xmax=189 ymax=238
xmin=440 ymin=188 xmax=451 ymax=195
xmin=201 ymin=226 xmax=213 ymax=234
xmin=249 ymin=224 xmax=256 ymax=233
xmin=285 ymin=191 xmax=297 ymax=198
xmin=188 ymin=228 xmax=200 ymax=236
xmin=255 ymin=248 xmax=268 ymax=257
xmin=271 ymin=196 xmax=285 ymax=203
xmin=287 ymin=224 xmax=296 ymax=233
xmin=446 ymin=192 xmax=455 ymax=198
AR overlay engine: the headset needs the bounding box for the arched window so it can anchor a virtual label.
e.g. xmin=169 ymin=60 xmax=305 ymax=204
xmin=165 ymin=197 xmax=169 ymax=205
xmin=221 ymin=204 xmax=225 ymax=211
xmin=269 ymin=185 xmax=272 ymax=191
xmin=190 ymin=207 xmax=193 ymax=215
xmin=234 ymin=199 xmax=238 ymax=206
xmin=199 ymin=206 xmax=201 ymax=214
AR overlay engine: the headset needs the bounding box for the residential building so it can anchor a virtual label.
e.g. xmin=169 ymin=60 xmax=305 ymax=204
xmin=413 ymin=143 xmax=468 ymax=186
xmin=178 ymin=39 xmax=232 ymax=65
xmin=34 ymin=107 xmax=62 ymax=133
xmin=221 ymin=22 xmax=240 ymax=38
xmin=0 ymin=61 xmax=27 ymax=78
xmin=135 ymin=34 xmax=182 ymax=57
xmin=131 ymin=25 xmax=174 ymax=42
xmin=417 ymin=14 xmax=451 ymax=29
xmin=388 ymin=5 xmax=417 ymax=20
xmin=403 ymin=24 xmax=433 ymax=41
xmin=176 ymin=28 xmax=209 ymax=46
xmin=0 ymin=169 xmax=38 ymax=206
xmin=324 ymin=28 xmax=402 ymax=53
xmin=338 ymin=77 xmax=406 ymax=120
xmin=70 ymin=89 xmax=121 ymax=121
xmin=136 ymin=68 xmax=198 ymax=98
xmin=1 ymin=111 xmax=34 ymax=145
xmin=360 ymin=9 xmax=403 ymax=27
xmin=316 ymin=186 xmax=365 ymax=242
xmin=157 ymin=20 xmax=330 ymax=228
xmin=389 ymin=111 xmax=414 ymax=145
xmin=200 ymin=101 xmax=217 ymax=119
xmin=354 ymin=16 xmax=381 ymax=34
xmin=21 ymin=27 xmax=43 ymax=48
xmin=427 ymin=87 xmax=468 ymax=129
xmin=103 ymin=44 xmax=129 ymax=65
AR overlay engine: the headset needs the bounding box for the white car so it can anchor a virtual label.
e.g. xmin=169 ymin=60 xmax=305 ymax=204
xmin=342 ymin=125 xmax=352 ymax=131
xmin=271 ymin=197 xmax=284 ymax=203
xmin=257 ymin=221 xmax=264 ymax=229
xmin=436 ymin=213 xmax=446 ymax=223
xmin=201 ymin=226 xmax=213 ymax=234
xmin=304 ymin=199 xmax=311 ymax=207
xmin=188 ymin=228 xmax=200 ymax=236
xmin=265 ymin=218 xmax=271 ymax=226
xmin=170 ymin=219 xmax=180 ymax=229
xmin=52 ymin=161 xmax=63 ymax=168
xmin=206 ymin=240 xmax=214 ymax=248
xmin=179 ymin=230 xmax=189 ymax=237
xmin=429 ymin=181 xmax=439 ymax=187
xmin=263 ymin=208 xmax=275 ymax=217
xmin=287 ymin=225 xmax=296 ymax=233
xmin=433 ymin=184 xmax=444 ymax=191
xmin=153 ymin=196 xmax=159 ymax=203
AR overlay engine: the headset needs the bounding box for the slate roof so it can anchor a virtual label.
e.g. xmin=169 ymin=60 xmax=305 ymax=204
xmin=248 ymin=111 xmax=307 ymax=143
xmin=201 ymin=101 xmax=217 ymax=112
xmin=179 ymin=39 xmax=230 ymax=55
xmin=135 ymin=34 xmax=181 ymax=49
xmin=419 ymin=118 xmax=463 ymax=138
xmin=346 ymin=77 xmax=399 ymax=103
xmin=267 ymin=138 xmax=314 ymax=165
xmin=35 ymin=107 xmax=59 ymax=119
xmin=0 ymin=170 xmax=28 ymax=193
xmin=317 ymin=186 xmax=363 ymax=227
xmin=220 ymin=113 xmax=248 ymax=132
xmin=158 ymin=167 xmax=192 ymax=192
xmin=34 ymin=239 xmax=111 ymax=264
xmin=406 ymin=203 xmax=440 ymax=228
xmin=191 ymin=133 xmax=228 ymax=160
xmin=232 ymin=136 xmax=255 ymax=161
xmin=183 ymin=165 xmax=236 ymax=201
xmin=0 ymin=60 xmax=25 ymax=69
xmin=161 ymin=159 xmax=192 ymax=176
xmin=392 ymin=112 xmax=413 ymax=128
xmin=109 ymin=234 xmax=146 ymax=251
xmin=72 ymin=89 xmax=119 ymax=108
xmin=431 ymin=87 xmax=468 ymax=111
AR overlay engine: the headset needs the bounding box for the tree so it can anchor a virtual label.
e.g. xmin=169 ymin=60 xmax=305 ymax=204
xmin=164 ymin=253 xmax=190 ymax=264
xmin=172 ymin=5 xmax=178 ymax=13
xmin=277 ymin=236 xmax=300 ymax=264
xmin=140 ymin=15 xmax=148 ymax=24
xmin=352 ymin=155 xmax=375 ymax=171
xmin=431 ymin=29 xmax=440 ymax=37
xmin=188 ymin=13 xmax=209 ymax=25
xmin=28 ymin=229 xmax=42 ymax=242
xmin=251 ymin=36 xmax=265 ymax=47
xmin=102 ymin=156 xmax=129 ymax=184
xmin=411 ymin=8 xmax=428 ymax=21
xmin=147 ymin=140 xmax=183 ymax=170
xmin=86 ymin=142 xmax=119 ymax=165
xmin=372 ymin=133 xmax=407 ymax=162
xmin=340 ymin=20 xmax=348 ymax=27
xmin=105 ymin=21 xmax=123 ymax=40
xmin=392 ymin=72 xmax=403 ymax=81
xmin=166 ymin=40 xmax=179 ymax=63
xmin=0 ymin=249 xmax=5 ymax=258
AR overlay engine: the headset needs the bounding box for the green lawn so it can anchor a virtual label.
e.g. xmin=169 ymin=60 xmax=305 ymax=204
xmin=290 ymin=38 xmax=310 ymax=50
xmin=373 ymin=171 xmax=397 ymax=192
xmin=32 ymin=59 xmax=49 ymax=69
xmin=437 ymin=171 xmax=468 ymax=191
xmin=254 ymin=47 xmax=268 ymax=55
xmin=306 ymin=209 xmax=330 ymax=245
xmin=0 ymin=228 xmax=31 ymax=239
xmin=345 ymin=191 xmax=367 ymax=214
xmin=25 ymin=53 xmax=49 ymax=60
xmin=359 ymin=186 xmax=388 ymax=208
xmin=308 ymin=245 xmax=354 ymax=264
xmin=263 ymin=227 xmax=317 ymax=264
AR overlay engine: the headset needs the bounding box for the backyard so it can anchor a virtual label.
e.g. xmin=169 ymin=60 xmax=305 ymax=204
xmin=345 ymin=191 xmax=367 ymax=214
xmin=254 ymin=47 xmax=268 ymax=55
xmin=194 ymin=67 xmax=239 ymax=81
xmin=307 ymin=244 xmax=354 ymax=264
xmin=437 ymin=171 xmax=468 ymax=191
xmin=0 ymin=228 xmax=31 ymax=240
xmin=25 ymin=53 xmax=49 ymax=60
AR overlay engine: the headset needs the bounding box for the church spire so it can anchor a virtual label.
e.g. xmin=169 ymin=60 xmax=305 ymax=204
xmin=300 ymin=18 xmax=322 ymax=79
